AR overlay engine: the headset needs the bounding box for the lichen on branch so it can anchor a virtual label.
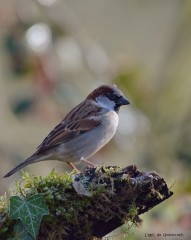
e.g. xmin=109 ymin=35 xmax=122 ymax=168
xmin=0 ymin=165 xmax=173 ymax=240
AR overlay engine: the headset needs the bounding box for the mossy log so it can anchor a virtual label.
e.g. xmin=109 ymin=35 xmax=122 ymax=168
xmin=0 ymin=165 xmax=173 ymax=240
xmin=68 ymin=165 xmax=173 ymax=240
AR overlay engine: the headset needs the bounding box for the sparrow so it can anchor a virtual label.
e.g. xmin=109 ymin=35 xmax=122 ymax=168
xmin=4 ymin=85 xmax=130 ymax=178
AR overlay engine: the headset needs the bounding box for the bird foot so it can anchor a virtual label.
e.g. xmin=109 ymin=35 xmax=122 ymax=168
xmin=67 ymin=162 xmax=80 ymax=173
xmin=80 ymin=158 xmax=98 ymax=168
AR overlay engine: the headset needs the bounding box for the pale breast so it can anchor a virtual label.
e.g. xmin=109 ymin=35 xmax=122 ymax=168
xmin=101 ymin=110 xmax=119 ymax=141
xmin=56 ymin=110 xmax=119 ymax=162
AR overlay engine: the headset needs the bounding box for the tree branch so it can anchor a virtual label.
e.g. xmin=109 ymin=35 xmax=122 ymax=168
xmin=67 ymin=165 xmax=173 ymax=239
xmin=0 ymin=165 xmax=173 ymax=240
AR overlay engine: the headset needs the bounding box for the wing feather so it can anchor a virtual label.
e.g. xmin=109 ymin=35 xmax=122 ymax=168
xmin=37 ymin=101 xmax=102 ymax=153
xmin=44 ymin=119 xmax=100 ymax=147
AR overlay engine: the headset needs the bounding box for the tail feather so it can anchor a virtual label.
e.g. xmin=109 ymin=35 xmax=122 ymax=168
xmin=4 ymin=155 xmax=38 ymax=178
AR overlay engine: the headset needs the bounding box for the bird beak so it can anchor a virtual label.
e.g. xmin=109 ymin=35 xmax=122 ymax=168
xmin=117 ymin=96 xmax=130 ymax=105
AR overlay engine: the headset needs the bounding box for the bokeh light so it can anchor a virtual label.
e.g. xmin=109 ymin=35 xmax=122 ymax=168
xmin=56 ymin=37 xmax=83 ymax=71
xmin=25 ymin=23 xmax=52 ymax=53
xmin=37 ymin=0 xmax=58 ymax=7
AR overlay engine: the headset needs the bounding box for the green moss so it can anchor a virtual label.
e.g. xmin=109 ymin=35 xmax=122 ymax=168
xmin=0 ymin=194 xmax=15 ymax=239
xmin=14 ymin=170 xmax=94 ymax=225
xmin=1 ymin=167 xmax=135 ymax=239
xmin=126 ymin=200 xmax=139 ymax=223
xmin=1 ymin=168 xmax=125 ymax=239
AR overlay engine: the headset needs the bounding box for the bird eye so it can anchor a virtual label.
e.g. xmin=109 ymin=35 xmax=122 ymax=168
xmin=106 ymin=93 xmax=116 ymax=101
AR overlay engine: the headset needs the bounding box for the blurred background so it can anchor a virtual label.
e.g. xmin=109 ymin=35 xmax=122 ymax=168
xmin=0 ymin=0 xmax=191 ymax=239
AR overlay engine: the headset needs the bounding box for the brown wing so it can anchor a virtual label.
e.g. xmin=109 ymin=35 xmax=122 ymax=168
xmin=37 ymin=119 xmax=101 ymax=153
xmin=37 ymin=100 xmax=102 ymax=153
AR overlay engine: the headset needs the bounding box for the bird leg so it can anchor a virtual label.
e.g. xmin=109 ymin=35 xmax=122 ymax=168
xmin=80 ymin=158 xmax=97 ymax=167
xmin=67 ymin=162 xmax=79 ymax=172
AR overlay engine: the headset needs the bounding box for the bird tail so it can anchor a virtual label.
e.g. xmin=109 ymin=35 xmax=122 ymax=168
xmin=3 ymin=154 xmax=44 ymax=178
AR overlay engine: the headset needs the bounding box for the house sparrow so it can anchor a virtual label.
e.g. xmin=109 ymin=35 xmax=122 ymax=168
xmin=4 ymin=85 xmax=130 ymax=178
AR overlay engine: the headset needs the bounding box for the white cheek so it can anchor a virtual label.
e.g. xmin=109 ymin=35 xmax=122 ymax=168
xmin=96 ymin=96 xmax=116 ymax=110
